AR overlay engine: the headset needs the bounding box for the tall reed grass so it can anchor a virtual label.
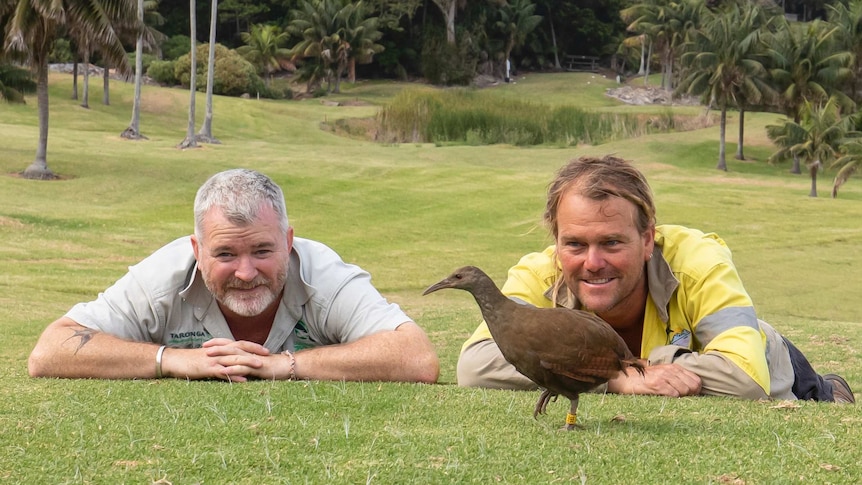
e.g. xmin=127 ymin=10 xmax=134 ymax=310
xmin=376 ymin=88 xmax=712 ymax=146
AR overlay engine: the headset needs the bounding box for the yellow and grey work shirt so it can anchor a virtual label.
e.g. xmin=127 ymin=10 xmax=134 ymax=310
xmin=461 ymin=224 xmax=796 ymax=399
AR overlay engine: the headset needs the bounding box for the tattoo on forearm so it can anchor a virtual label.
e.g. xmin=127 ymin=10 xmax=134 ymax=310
xmin=65 ymin=328 xmax=98 ymax=354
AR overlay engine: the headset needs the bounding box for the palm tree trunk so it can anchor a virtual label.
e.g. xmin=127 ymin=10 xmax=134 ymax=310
xmin=72 ymin=59 xmax=79 ymax=100
xmin=198 ymin=0 xmax=220 ymax=144
xmin=717 ymin=107 xmax=728 ymax=171
xmin=102 ymin=62 xmax=110 ymax=105
xmin=809 ymin=162 xmax=818 ymax=197
xmin=81 ymin=51 xmax=90 ymax=109
xmin=643 ymin=39 xmax=652 ymax=86
xmin=122 ymin=0 xmax=147 ymax=141
xmin=638 ymin=35 xmax=646 ymax=75
xmin=735 ymin=108 xmax=745 ymax=160
xmin=334 ymin=61 xmax=345 ymax=93
xmin=547 ymin=6 xmax=560 ymax=70
xmin=178 ymin=0 xmax=199 ymax=149
xmin=791 ymin=154 xmax=802 ymax=174
xmin=22 ymin=62 xmax=56 ymax=180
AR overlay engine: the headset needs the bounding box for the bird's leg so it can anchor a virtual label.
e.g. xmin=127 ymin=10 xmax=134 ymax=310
xmin=533 ymin=389 xmax=553 ymax=418
xmin=564 ymin=395 xmax=582 ymax=431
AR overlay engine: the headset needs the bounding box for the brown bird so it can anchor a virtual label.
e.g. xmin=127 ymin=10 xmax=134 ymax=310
xmin=424 ymin=265 xmax=645 ymax=430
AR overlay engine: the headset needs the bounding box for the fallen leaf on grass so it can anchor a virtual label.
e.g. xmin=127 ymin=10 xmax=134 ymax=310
xmin=716 ymin=473 xmax=745 ymax=484
xmin=769 ymin=400 xmax=801 ymax=409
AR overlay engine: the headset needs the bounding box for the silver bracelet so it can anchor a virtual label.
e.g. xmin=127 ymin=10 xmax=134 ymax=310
xmin=155 ymin=345 xmax=167 ymax=379
xmin=283 ymin=350 xmax=296 ymax=381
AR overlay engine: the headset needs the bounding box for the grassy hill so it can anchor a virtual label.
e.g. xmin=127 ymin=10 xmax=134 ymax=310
xmin=1 ymin=71 xmax=860 ymax=484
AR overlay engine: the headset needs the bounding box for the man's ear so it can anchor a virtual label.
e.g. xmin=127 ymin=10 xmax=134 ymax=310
xmin=285 ymin=226 xmax=294 ymax=252
xmin=643 ymin=225 xmax=656 ymax=261
xmin=191 ymin=234 xmax=200 ymax=260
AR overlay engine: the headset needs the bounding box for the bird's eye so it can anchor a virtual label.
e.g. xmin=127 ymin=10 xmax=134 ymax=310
xmin=455 ymin=274 xmax=463 ymax=280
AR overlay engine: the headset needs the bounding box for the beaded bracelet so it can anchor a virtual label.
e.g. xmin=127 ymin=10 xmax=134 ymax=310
xmin=283 ymin=350 xmax=297 ymax=381
xmin=155 ymin=345 xmax=167 ymax=379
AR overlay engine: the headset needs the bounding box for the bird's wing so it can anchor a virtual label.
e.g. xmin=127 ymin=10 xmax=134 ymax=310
xmin=533 ymin=310 xmax=632 ymax=383
xmin=539 ymin=353 xmax=625 ymax=383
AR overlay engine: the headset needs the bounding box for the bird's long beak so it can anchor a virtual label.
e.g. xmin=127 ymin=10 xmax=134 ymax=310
xmin=422 ymin=279 xmax=450 ymax=296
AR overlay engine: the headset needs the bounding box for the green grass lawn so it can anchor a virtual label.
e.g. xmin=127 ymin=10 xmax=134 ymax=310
xmin=1 ymin=71 xmax=860 ymax=484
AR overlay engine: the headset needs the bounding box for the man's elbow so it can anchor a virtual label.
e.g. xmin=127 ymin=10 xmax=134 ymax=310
xmin=410 ymin=351 xmax=440 ymax=384
xmin=394 ymin=322 xmax=439 ymax=383
xmin=27 ymin=346 xmax=54 ymax=378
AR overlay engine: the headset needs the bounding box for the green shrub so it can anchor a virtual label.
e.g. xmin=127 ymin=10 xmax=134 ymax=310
xmin=128 ymin=52 xmax=158 ymax=73
xmin=260 ymin=78 xmax=293 ymax=100
xmin=161 ymin=35 xmax=191 ymax=61
xmin=173 ymin=44 xmax=264 ymax=97
xmin=420 ymin=34 xmax=476 ymax=86
xmin=146 ymin=60 xmax=177 ymax=85
xmin=49 ymin=39 xmax=73 ymax=63
xmin=0 ymin=62 xmax=36 ymax=103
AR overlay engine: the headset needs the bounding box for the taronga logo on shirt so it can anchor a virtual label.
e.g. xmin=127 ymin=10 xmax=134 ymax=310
xmin=669 ymin=329 xmax=692 ymax=348
xmin=168 ymin=330 xmax=211 ymax=348
xmin=292 ymin=320 xmax=318 ymax=351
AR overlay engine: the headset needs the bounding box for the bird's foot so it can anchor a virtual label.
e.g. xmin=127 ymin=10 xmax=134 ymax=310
xmin=563 ymin=412 xmax=583 ymax=431
xmin=533 ymin=389 xmax=554 ymax=418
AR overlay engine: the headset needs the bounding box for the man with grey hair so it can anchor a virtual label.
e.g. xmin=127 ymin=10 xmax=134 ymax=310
xmin=29 ymin=169 xmax=439 ymax=383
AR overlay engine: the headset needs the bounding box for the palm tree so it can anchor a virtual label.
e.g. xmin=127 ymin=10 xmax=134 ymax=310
xmin=495 ymin=0 xmax=542 ymax=79
xmin=287 ymin=0 xmax=343 ymax=93
xmin=765 ymin=18 xmax=854 ymax=173
xmin=340 ymin=1 xmax=384 ymax=86
xmin=830 ymin=137 xmax=862 ymax=198
xmin=121 ymin=0 xmax=164 ymax=140
xmin=676 ymin=2 xmax=776 ymax=170
xmin=1 ymin=0 xmax=136 ymax=179
xmin=620 ymin=0 xmax=659 ymax=84
xmin=238 ymin=23 xmax=291 ymax=88
xmin=538 ymin=0 xmax=561 ymax=70
xmin=177 ymin=0 xmax=198 ymax=149
xmin=621 ymin=0 xmax=702 ymax=92
xmin=766 ymin=97 xmax=858 ymax=197
xmin=826 ymin=0 xmax=862 ymax=105
xmin=197 ymin=0 xmax=220 ymax=144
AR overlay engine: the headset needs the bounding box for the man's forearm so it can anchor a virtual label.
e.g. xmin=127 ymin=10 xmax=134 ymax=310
xmin=29 ymin=317 xmax=162 ymax=379
xmin=292 ymin=323 xmax=439 ymax=383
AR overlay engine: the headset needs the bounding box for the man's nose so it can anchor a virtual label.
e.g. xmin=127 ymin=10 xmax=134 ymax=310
xmin=583 ymin=246 xmax=606 ymax=272
xmin=234 ymin=256 xmax=259 ymax=281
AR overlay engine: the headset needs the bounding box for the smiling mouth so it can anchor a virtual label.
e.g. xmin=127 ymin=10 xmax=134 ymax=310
xmin=228 ymin=285 xmax=264 ymax=293
xmin=583 ymin=278 xmax=612 ymax=285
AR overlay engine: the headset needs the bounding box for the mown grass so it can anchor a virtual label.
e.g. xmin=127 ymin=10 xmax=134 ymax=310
xmin=0 ymin=71 xmax=860 ymax=484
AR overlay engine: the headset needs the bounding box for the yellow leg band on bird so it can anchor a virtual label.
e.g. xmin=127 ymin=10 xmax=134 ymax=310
xmin=566 ymin=413 xmax=577 ymax=425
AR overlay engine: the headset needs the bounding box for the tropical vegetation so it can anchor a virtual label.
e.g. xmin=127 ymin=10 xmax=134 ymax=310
xmin=4 ymin=0 xmax=862 ymax=194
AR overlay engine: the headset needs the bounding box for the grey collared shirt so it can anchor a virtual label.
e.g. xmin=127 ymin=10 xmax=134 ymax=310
xmin=67 ymin=236 xmax=409 ymax=352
